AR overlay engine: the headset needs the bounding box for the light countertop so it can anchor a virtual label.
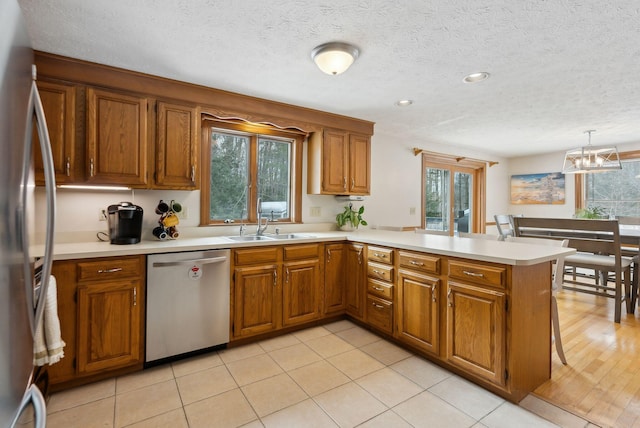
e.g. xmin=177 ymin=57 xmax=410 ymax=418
xmin=34 ymin=229 xmax=576 ymax=266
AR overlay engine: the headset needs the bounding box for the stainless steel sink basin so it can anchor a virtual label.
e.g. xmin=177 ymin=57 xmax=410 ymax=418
xmin=268 ymin=234 xmax=316 ymax=240
xmin=225 ymin=235 xmax=275 ymax=242
xmin=224 ymin=233 xmax=316 ymax=242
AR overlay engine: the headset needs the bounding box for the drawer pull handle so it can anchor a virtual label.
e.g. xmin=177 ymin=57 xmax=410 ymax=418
xmin=373 ymin=286 xmax=384 ymax=291
xmin=462 ymin=270 xmax=484 ymax=278
xmin=372 ymin=302 xmax=384 ymax=309
xmin=410 ymin=260 xmax=424 ymax=266
xmin=373 ymin=253 xmax=386 ymax=258
xmin=97 ymin=267 xmax=122 ymax=274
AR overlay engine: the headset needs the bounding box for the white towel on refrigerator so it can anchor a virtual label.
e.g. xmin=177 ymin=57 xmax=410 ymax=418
xmin=33 ymin=275 xmax=65 ymax=366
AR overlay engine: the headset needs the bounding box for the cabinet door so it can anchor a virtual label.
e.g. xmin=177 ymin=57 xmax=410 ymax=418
xmin=155 ymin=101 xmax=199 ymax=189
xmin=345 ymin=243 xmax=366 ymax=319
xmin=233 ymin=264 xmax=280 ymax=338
xmin=77 ymin=280 xmax=142 ymax=374
xmin=324 ymin=244 xmax=346 ymax=315
xmin=34 ymin=80 xmax=77 ymax=184
xmin=446 ymin=281 xmax=506 ymax=387
xmin=321 ymin=129 xmax=348 ymax=193
xmin=348 ymin=133 xmax=370 ymax=195
xmin=45 ymin=260 xmax=78 ymax=384
xmin=86 ymin=88 xmax=148 ymax=186
xmin=396 ymin=270 xmax=440 ymax=355
xmin=283 ymin=258 xmax=321 ymax=326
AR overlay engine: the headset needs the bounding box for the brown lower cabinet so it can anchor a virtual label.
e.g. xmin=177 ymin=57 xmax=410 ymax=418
xmin=231 ymin=244 xmax=322 ymax=340
xmin=47 ymin=241 xmax=551 ymax=403
xmin=48 ymin=255 xmax=145 ymax=390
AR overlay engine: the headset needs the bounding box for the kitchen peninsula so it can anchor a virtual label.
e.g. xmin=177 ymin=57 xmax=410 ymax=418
xmin=35 ymin=230 xmax=574 ymax=403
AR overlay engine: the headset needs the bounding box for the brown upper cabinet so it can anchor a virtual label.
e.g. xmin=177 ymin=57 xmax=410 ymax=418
xmin=34 ymin=52 xmax=373 ymax=190
xmin=307 ymin=129 xmax=371 ymax=195
xmin=154 ymin=101 xmax=199 ymax=189
xmin=33 ymin=80 xmax=79 ymax=185
xmin=86 ymin=87 xmax=148 ymax=187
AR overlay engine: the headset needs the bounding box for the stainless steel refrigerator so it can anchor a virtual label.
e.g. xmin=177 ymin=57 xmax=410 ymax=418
xmin=1 ymin=1 xmax=56 ymax=427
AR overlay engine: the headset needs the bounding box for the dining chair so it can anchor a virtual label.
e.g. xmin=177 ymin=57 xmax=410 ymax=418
xmin=513 ymin=217 xmax=634 ymax=323
xmin=457 ymin=232 xmax=499 ymax=240
xmin=494 ymin=214 xmax=516 ymax=240
xmin=505 ymin=236 xmax=569 ymax=364
xmin=415 ymin=228 xmax=449 ymax=236
xmin=616 ymin=216 xmax=640 ymax=307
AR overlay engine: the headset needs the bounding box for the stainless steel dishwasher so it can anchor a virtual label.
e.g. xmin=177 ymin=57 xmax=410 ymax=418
xmin=146 ymin=249 xmax=230 ymax=364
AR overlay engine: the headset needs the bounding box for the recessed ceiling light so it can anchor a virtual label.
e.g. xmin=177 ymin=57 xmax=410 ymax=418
xmin=395 ymin=99 xmax=413 ymax=107
xmin=463 ymin=72 xmax=490 ymax=83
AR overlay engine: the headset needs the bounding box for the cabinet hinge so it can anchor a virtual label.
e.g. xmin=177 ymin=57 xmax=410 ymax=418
xmin=505 ymin=369 xmax=509 ymax=381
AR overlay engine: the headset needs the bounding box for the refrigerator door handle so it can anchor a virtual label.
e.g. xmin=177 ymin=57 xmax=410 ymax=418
xmin=10 ymin=385 xmax=47 ymax=428
xmin=21 ymin=70 xmax=56 ymax=338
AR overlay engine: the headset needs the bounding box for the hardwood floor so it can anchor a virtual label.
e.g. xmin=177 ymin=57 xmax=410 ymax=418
xmin=534 ymin=288 xmax=640 ymax=428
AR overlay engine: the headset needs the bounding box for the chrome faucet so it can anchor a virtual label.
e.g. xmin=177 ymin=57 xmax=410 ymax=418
xmin=256 ymin=197 xmax=269 ymax=236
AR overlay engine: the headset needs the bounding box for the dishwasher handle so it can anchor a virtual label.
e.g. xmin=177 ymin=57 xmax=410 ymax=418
xmin=152 ymin=256 xmax=228 ymax=268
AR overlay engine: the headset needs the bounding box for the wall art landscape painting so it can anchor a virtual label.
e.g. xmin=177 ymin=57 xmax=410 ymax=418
xmin=510 ymin=172 xmax=565 ymax=205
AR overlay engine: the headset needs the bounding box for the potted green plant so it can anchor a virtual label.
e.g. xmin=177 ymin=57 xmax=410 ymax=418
xmin=575 ymin=206 xmax=607 ymax=219
xmin=336 ymin=203 xmax=367 ymax=231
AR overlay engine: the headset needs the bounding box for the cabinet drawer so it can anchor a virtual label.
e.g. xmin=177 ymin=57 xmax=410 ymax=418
xmin=77 ymin=256 xmax=142 ymax=282
xmin=283 ymin=244 xmax=320 ymax=261
xmin=234 ymin=247 xmax=279 ymax=265
xmin=366 ymin=295 xmax=393 ymax=334
xmin=368 ymin=246 xmax=394 ymax=264
xmin=398 ymin=251 xmax=440 ymax=274
xmin=367 ymin=262 xmax=394 ymax=283
xmin=367 ymin=278 xmax=393 ymax=300
xmin=448 ymin=260 xmax=506 ymax=289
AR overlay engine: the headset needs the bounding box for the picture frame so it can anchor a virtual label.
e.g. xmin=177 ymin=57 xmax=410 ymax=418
xmin=510 ymin=172 xmax=565 ymax=205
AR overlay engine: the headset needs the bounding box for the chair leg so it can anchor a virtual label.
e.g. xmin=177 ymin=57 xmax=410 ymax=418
xmin=614 ymin=273 xmax=622 ymax=323
xmin=551 ymin=296 xmax=567 ymax=365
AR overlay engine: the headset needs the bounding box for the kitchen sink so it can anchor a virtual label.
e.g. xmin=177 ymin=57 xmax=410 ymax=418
xmin=268 ymin=233 xmax=316 ymax=240
xmin=224 ymin=233 xmax=316 ymax=242
xmin=225 ymin=235 xmax=275 ymax=242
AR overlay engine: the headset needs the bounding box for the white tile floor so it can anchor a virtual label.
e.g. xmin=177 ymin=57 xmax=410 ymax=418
xmin=43 ymin=320 xmax=597 ymax=427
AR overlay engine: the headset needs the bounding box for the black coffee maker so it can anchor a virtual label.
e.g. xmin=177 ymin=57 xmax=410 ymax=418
xmin=107 ymin=202 xmax=143 ymax=244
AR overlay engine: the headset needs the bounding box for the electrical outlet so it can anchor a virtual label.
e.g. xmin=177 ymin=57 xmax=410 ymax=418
xmin=176 ymin=206 xmax=188 ymax=220
xmin=99 ymin=209 xmax=107 ymax=221
xmin=310 ymin=206 xmax=321 ymax=217
xmin=409 ymin=207 xmax=416 ymax=215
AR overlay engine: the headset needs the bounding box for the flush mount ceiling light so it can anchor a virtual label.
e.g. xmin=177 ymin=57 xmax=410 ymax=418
xmin=311 ymin=42 xmax=359 ymax=75
xmin=562 ymin=130 xmax=622 ymax=174
xmin=395 ymin=99 xmax=413 ymax=107
xmin=463 ymin=72 xmax=490 ymax=83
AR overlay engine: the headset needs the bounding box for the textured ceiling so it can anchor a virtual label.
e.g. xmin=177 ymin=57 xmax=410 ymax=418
xmin=17 ymin=0 xmax=640 ymax=157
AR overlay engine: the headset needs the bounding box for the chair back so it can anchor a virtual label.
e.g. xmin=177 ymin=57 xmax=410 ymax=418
xmin=512 ymin=217 xmax=622 ymax=257
xmin=494 ymin=214 xmax=515 ymax=240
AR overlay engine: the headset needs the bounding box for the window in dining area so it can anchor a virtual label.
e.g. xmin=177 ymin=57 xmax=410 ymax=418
xmin=578 ymin=150 xmax=640 ymax=217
